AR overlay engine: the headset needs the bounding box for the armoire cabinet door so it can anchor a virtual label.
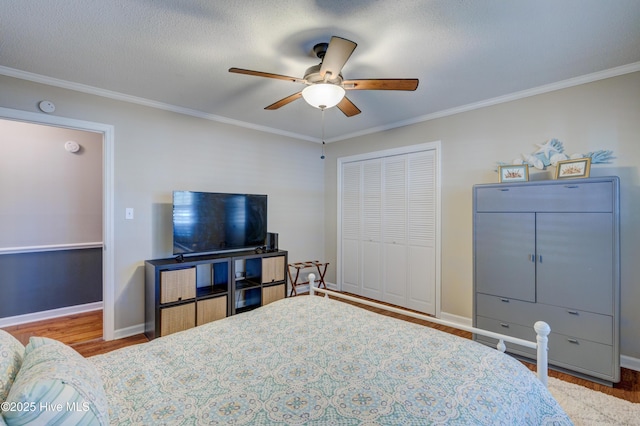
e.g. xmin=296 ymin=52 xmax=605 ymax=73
xmin=536 ymin=212 xmax=614 ymax=315
xmin=474 ymin=212 xmax=536 ymax=302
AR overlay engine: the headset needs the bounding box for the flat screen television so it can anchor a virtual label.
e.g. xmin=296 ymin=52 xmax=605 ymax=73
xmin=173 ymin=191 xmax=267 ymax=255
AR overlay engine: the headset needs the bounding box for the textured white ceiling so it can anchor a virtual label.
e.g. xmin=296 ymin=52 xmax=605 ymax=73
xmin=1 ymin=0 xmax=639 ymax=141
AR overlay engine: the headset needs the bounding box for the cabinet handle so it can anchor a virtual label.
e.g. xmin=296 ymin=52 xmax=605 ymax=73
xmin=567 ymin=310 xmax=579 ymax=315
xmin=530 ymin=254 xmax=535 ymax=263
xmin=567 ymin=338 xmax=579 ymax=344
xmin=539 ymin=255 xmax=543 ymax=263
xmin=500 ymin=323 xmax=510 ymax=328
xmin=498 ymin=188 xmax=510 ymax=192
xmin=500 ymin=298 xmax=510 ymax=303
xmin=564 ymin=185 xmax=579 ymax=189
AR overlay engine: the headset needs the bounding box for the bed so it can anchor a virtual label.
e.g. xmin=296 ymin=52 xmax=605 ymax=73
xmin=1 ymin=285 xmax=571 ymax=425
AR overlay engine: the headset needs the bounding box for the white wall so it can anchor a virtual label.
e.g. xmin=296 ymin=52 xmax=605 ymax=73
xmin=324 ymin=72 xmax=640 ymax=360
xmin=0 ymin=74 xmax=326 ymax=331
xmin=0 ymin=119 xmax=102 ymax=248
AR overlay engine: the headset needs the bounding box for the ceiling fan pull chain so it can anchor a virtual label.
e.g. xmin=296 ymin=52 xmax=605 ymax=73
xmin=321 ymin=107 xmax=326 ymax=160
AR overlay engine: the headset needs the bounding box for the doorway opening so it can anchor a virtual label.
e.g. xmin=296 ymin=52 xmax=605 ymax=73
xmin=0 ymin=106 xmax=115 ymax=341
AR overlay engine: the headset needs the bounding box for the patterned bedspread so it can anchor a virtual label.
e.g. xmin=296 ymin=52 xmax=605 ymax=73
xmin=90 ymin=296 xmax=571 ymax=425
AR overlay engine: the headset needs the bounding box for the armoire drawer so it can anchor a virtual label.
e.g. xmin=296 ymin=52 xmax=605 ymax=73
xmin=476 ymin=294 xmax=612 ymax=346
xmin=476 ymin=316 xmax=615 ymax=379
xmin=535 ymin=304 xmax=612 ymax=345
xmin=475 ymin=181 xmax=613 ymax=213
xmin=475 ymin=316 xmax=537 ymax=357
xmin=476 ymin=293 xmax=538 ymax=327
xmin=548 ymin=333 xmax=614 ymax=378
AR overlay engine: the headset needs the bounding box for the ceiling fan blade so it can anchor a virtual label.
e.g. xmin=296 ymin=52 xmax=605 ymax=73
xmin=343 ymin=79 xmax=419 ymax=91
xmin=229 ymin=67 xmax=302 ymax=83
xmin=264 ymin=92 xmax=303 ymax=110
xmin=319 ymin=37 xmax=357 ymax=79
xmin=336 ymin=96 xmax=361 ymax=117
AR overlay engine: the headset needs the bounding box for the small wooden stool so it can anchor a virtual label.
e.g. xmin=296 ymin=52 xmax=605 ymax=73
xmin=287 ymin=261 xmax=329 ymax=296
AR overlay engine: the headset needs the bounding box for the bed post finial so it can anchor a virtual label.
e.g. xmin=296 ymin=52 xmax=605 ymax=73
xmin=534 ymin=321 xmax=550 ymax=387
xmin=309 ymin=273 xmax=316 ymax=296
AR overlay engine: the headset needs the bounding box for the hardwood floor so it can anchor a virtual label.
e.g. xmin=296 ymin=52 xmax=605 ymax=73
xmin=3 ymin=310 xmax=104 ymax=346
xmin=2 ymin=298 xmax=638 ymax=403
xmin=1 ymin=310 xmax=148 ymax=357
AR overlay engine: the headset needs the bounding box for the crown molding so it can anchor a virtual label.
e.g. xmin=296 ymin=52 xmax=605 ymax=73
xmin=2 ymin=62 xmax=638 ymax=144
xmin=328 ymin=62 xmax=640 ymax=143
xmin=0 ymin=66 xmax=318 ymax=142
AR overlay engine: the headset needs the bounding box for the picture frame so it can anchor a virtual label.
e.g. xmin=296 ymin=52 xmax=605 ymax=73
xmin=498 ymin=164 xmax=529 ymax=183
xmin=555 ymin=157 xmax=591 ymax=179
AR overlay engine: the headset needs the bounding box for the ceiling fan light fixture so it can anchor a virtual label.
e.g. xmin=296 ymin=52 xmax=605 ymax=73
xmin=302 ymin=83 xmax=345 ymax=109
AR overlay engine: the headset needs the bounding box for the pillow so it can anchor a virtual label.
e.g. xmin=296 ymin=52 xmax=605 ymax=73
xmin=0 ymin=330 xmax=24 ymax=404
xmin=2 ymin=337 xmax=108 ymax=426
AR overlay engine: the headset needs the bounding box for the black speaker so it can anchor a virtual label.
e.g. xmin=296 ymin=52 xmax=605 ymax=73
xmin=266 ymin=232 xmax=278 ymax=251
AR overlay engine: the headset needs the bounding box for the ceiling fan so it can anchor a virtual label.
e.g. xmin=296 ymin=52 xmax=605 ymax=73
xmin=229 ymin=36 xmax=419 ymax=117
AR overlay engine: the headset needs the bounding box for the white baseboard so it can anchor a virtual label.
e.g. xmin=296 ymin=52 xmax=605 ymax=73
xmin=113 ymin=323 xmax=146 ymax=340
xmin=621 ymin=355 xmax=640 ymax=372
xmin=439 ymin=311 xmax=473 ymax=328
xmin=0 ymin=302 xmax=103 ymax=328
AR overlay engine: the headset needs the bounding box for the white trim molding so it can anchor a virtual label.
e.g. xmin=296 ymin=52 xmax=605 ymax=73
xmin=2 ymin=62 xmax=638 ymax=145
xmin=113 ymin=324 xmax=146 ymax=340
xmin=621 ymin=355 xmax=640 ymax=373
xmin=0 ymin=302 xmax=102 ymax=328
xmin=0 ymin=242 xmax=103 ymax=255
xmin=439 ymin=311 xmax=473 ymax=328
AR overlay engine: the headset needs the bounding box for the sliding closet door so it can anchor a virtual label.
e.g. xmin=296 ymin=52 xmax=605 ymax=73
xmin=361 ymin=159 xmax=383 ymax=300
xmin=406 ymin=150 xmax=437 ymax=313
xmin=382 ymin=156 xmax=408 ymax=306
xmin=341 ymin=159 xmax=383 ymax=299
xmin=339 ymin=144 xmax=439 ymax=315
xmin=341 ymin=162 xmax=361 ymax=294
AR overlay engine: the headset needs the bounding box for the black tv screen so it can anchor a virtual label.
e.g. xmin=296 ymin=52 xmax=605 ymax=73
xmin=173 ymin=191 xmax=267 ymax=255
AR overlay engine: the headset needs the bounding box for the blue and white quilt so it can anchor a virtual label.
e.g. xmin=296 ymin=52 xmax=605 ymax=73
xmin=90 ymin=296 xmax=571 ymax=425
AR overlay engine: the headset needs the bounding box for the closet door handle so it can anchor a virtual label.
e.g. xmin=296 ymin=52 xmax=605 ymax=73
xmin=567 ymin=338 xmax=579 ymax=344
xmin=500 ymin=298 xmax=510 ymax=303
xmin=500 ymin=323 xmax=510 ymax=328
xmin=567 ymin=310 xmax=579 ymax=316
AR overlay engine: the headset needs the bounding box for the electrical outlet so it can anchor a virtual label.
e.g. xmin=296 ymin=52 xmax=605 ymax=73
xmin=125 ymin=208 xmax=134 ymax=220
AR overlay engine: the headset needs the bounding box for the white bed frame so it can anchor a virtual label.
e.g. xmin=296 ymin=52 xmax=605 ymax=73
xmin=308 ymin=274 xmax=550 ymax=387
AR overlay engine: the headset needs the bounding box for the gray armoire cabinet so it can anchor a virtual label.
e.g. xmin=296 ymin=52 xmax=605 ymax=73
xmin=473 ymin=176 xmax=620 ymax=384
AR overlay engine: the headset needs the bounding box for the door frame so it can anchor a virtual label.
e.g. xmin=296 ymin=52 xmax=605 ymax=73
xmin=337 ymin=141 xmax=442 ymax=317
xmin=0 ymin=106 xmax=115 ymax=340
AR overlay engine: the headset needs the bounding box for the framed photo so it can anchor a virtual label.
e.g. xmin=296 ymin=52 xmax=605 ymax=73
xmin=555 ymin=157 xmax=591 ymax=179
xmin=498 ymin=164 xmax=529 ymax=183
